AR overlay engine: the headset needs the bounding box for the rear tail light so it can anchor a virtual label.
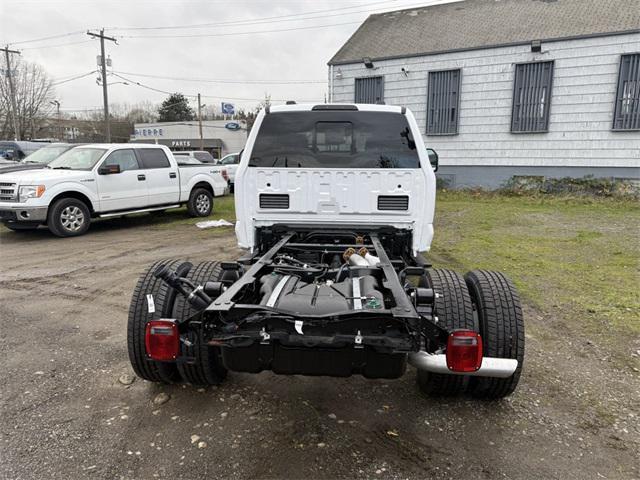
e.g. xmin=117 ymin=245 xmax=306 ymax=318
xmin=145 ymin=320 xmax=179 ymax=361
xmin=446 ymin=330 xmax=482 ymax=373
xmin=221 ymin=169 xmax=229 ymax=182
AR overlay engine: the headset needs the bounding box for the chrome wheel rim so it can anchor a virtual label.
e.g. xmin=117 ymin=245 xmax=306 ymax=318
xmin=60 ymin=205 xmax=85 ymax=232
xmin=196 ymin=194 xmax=210 ymax=214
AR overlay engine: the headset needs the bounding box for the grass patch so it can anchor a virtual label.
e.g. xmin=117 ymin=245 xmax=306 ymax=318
xmin=429 ymin=191 xmax=640 ymax=357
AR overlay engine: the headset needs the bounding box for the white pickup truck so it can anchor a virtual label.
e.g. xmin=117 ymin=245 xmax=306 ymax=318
xmin=0 ymin=143 xmax=228 ymax=236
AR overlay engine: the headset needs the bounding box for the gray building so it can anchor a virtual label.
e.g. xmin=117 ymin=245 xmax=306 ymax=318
xmin=328 ymin=0 xmax=640 ymax=188
xmin=131 ymin=120 xmax=247 ymax=159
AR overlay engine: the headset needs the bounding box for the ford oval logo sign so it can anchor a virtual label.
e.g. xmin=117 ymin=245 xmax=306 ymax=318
xmin=225 ymin=122 xmax=241 ymax=131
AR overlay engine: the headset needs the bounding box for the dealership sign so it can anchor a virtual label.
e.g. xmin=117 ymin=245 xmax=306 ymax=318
xmin=225 ymin=122 xmax=241 ymax=131
xmin=221 ymin=102 xmax=235 ymax=115
xmin=171 ymin=140 xmax=192 ymax=147
xmin=135 ymin=128 xmax=163 ymax=137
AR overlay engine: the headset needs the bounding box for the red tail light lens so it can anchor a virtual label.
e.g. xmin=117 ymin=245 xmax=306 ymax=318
xmin=221 ymin=169 xmax=229 ymax=181
xmin=145 ymin=320 xmax=179 ymax=361
xmin=446 ymin=330 xmax=482 ymax=372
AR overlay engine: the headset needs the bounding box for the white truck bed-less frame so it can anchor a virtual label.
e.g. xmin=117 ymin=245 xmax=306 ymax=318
xmin=126 ymin=104 xmax=525 ymax=401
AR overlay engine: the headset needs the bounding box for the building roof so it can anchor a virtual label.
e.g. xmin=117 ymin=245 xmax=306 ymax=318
xmin=328 ymin=0 xmax=640 ymax=65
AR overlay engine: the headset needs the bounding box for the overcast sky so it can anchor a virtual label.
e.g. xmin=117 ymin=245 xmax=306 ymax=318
xmin=0 ymin=0 xmax=457 ymax=115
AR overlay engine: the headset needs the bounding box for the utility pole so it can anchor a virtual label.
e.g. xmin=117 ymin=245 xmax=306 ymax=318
xmin=2 ymin=45 xmax=21 ymax=141
xmin=86 ymin=30 xmax=117 ymax=142
xmin=197 ymin=93 xmax=204 ymax=151
xmin=50 ymin=100 xmax=61 ymax=140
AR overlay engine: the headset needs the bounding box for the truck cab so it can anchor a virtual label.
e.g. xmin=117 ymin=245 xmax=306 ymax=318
xmin=235 ymin=104 xmax=436 ymax=255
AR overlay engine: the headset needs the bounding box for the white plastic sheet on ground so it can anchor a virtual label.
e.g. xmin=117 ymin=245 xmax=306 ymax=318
xmin=195 ymin=219 xmax=234 ymax=229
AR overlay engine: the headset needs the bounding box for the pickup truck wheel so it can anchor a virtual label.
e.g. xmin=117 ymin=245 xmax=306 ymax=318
xmin=465 ymin=270 xmax=524 ymax=399
xmin=187 ymin=188 xmax=213 ymax=217
xmin=416 ymin=268 xmax=477 ymax=396
xmin=173 ymin=261 xmax=228 ymax=386
xmin=47 ymin=198 xmax=90 ymax=237
xmin=127 ymin=259 xmax=191 ymax=383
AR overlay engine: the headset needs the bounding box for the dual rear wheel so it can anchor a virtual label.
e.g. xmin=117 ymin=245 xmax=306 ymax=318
xmin=127 ymin=260 xmax=229 ymax=386
xmin=417 ymin=268 xmax=524 ymax=399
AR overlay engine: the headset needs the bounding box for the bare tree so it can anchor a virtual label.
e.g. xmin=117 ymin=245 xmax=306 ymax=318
xmin=0 ymin=57 xmax=55 ymax=140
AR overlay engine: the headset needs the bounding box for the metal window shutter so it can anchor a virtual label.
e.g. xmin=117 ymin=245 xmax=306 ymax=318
xmin=511 ymin=61 xmax=554 ymax=132
xmin=426 ymin=70 xmax=460 ymax=135
xmin=355 ymin=76 xmax=384 ymax=104
xmin=613 ymin=54 xmax=640 ymax=130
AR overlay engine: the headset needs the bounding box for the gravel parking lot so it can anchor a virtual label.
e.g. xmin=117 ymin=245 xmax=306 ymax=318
xmin=1 ymin=202 xmax=638 ymax=480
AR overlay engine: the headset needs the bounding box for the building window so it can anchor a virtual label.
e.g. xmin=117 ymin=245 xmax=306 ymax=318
xmin=613 ymin=53 xmax=640 ymax=131
xmin=426 ymin=69 xmax=461 ymax=135
xmin=355 ymin=76 xmax=384 ymax=104
xmin=511 ymin=61 xmax=554 ymax=133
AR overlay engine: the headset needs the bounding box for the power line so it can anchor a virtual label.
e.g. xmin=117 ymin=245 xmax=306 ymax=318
xmin=117 ymin=20 xmax=364 ymax=39
xmin=112 ymin=72 xmax=323 ymax=103
xmin=7 ymin=30 xmax=86 ymax=46
xmin=52 ymin=70 xmax=98 ymax=86
xmin=21 ymin=40 xmax=94 ymax=51
xmin=108 ymin=0 xmax=397 ymax=31
xmin=112 ymin=70 xmax=325 ymax=85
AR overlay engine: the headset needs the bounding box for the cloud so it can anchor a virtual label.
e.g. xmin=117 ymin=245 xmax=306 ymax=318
xmin=0 ymin=0 xmax=452 ymax=112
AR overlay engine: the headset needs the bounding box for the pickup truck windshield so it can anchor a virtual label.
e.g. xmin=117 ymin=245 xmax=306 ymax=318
xmin=22 ymin=145 xmax=70 ymax=164
xmin=48 ymin=148 xmax=107 ymax=170
xmin=249 ymin=111 xmax=420 ymax=168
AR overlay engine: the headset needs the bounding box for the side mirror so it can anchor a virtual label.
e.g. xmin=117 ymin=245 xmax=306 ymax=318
xmin=99 ymin=164 xmax=121 ymax=175
xmin=427 ymin=148 xmax=439 ymax=172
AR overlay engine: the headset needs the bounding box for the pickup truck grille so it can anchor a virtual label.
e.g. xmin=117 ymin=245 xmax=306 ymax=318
xmin=0 ymin=182 xmax=17 ymax=202
xmin=378 ymin=195 xmax=409 ymax=211
xmin=259 ymin=194 xmax=289 ymax=209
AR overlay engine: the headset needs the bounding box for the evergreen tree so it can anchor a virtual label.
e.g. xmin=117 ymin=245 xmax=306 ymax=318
xmin=157 ymin=93 xmax=194 ymax=122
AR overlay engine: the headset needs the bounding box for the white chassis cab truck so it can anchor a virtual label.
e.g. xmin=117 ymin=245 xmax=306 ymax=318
xmin=128 ymin=104 xmax=524 ymax=399
xmin=0 ymin=144 xmax=228 ymax=236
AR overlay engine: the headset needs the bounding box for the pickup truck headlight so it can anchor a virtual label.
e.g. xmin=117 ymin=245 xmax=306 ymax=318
xmin=19 ymin=185 xmax=46 ymax=201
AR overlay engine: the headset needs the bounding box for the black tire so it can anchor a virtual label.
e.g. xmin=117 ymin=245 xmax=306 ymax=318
xmin=173 ymin=261 xmax=228 ymax=386
xmin=47 ymin=197 xmax=91 ymax=237
xmin=4 ymin=223 xmax=39 ymax=231
xmin=416 ymin=268 xmax=476 ymax=396
xmin=465 ymin=270 xmax=524 ymax=399
xmin=187 ymin=188 xmax=213 ymax=217
xmin=127 ymin=259 xmax=191 ymax=383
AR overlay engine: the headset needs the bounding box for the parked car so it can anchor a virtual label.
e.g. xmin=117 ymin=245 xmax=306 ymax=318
xmin=173 ymin=150 xmax=217 ymax=164
xmin=0 ymin=143 xmax=76 ymax=175
xmin=218 ymin=152 xmax=240 ymax=190
xmin=127 ymin=104 xmax=524 ymax=401
xmin=0 ymin=144 xmax=228 ymax=236
xmin=0 ymin=141 xmax=49 ymax=161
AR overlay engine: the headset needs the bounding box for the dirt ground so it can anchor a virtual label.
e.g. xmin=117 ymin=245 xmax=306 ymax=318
xmin=0 ymin=213 xmax=638 ymax=480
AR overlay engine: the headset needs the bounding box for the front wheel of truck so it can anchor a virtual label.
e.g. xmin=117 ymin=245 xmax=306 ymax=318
xmin=173 ymin=261 xmax=228 ymax=386
xmin=465 ymin=270 xmax=524 ymax=399
xmin=416 ymin=268 xmax=477 ymax=396
xmin=47 ymin=197 xmax=91 ymax=237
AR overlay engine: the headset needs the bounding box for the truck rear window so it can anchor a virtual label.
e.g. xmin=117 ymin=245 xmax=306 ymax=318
xmin=249 ymin=111 xmax=420 ymax=168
